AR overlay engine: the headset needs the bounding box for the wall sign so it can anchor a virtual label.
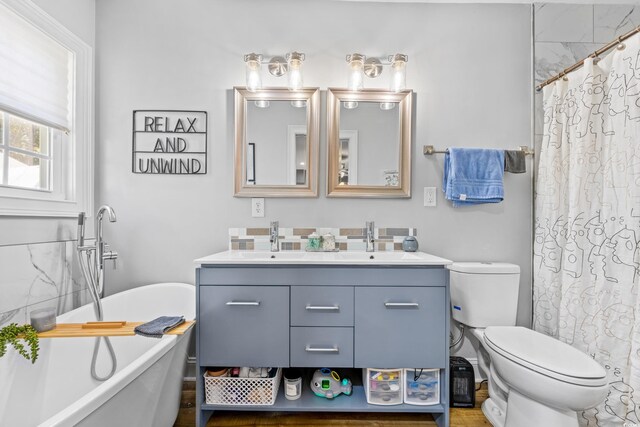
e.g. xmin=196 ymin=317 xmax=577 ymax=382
xmin=132 ymin=110 xmax=207 ymax=174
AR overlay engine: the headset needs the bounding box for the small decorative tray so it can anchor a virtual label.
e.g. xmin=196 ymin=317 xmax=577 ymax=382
xmin=305 ymin=248 xmax=340 ymax=252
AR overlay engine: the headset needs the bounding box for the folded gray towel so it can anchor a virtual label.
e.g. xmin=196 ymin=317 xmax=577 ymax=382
xmin=134 ymin=316 xmax=185 ymax=338
xmin=504 ymin=150 xmax=526 ymax=173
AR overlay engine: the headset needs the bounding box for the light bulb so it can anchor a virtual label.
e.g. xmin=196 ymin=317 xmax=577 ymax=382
xmin=254 ymin=100 xmax=270 ymax=108
xmin=343 ymin=101 xmax=359 ymax=110
xmin=291 ymin=100 xmax=307 ymax=108
xmin=287 ymin=52 xmax=304 ymax=91
xmin=244 ymin=53 xmax=262 ymax=92
xmin=347 ymin=54 xmax=365 ymax=91
xmin=389 ymin=54 xmax=407 ymax=93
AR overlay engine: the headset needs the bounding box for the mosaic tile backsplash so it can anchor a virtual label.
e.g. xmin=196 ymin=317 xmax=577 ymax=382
xmin=229 ymin=227 xmax=417 ymax=252
xmin=0 ymin=240 xmax=90 ymax=328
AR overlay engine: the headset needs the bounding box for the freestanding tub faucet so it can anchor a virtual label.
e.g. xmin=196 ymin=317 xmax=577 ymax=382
xmin=366 ymin=221 xmax=375 ymax=252
xmin=270 ymin=221 xmax=279 ymax=252
xmin=77 ymin=205 xmax=119 ymax=381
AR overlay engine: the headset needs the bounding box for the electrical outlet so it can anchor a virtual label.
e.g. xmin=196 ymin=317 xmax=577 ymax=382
xmin=251 ymin=198 xmax=265 ymax=217
xmin=424 ymin=187 xmax=436 ymax=207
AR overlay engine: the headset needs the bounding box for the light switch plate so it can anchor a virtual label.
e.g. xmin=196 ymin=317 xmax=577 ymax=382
xmin=424 ymin=187 xmax=436 ymax=207
xmin=251 ymin=198 xmax=265 ymax=217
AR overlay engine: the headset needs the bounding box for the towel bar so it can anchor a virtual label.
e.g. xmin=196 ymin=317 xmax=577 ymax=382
xmin=423 ymin=145 xmax=534 ymax=156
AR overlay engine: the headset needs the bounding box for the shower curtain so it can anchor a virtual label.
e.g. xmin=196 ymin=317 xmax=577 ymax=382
xmin=534 ymin=34 xmax=640 ymax=426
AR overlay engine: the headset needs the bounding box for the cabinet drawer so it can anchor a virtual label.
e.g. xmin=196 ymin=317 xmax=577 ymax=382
xmin=291 ymin=286 xmax=354 ymax=327
xmin=355 ymin=287 xmax=446 ymax=368
xmin=290 ymin=327 xmax=353 ymax=367
xmin=199 ymin=286 xmax=289 ymax=367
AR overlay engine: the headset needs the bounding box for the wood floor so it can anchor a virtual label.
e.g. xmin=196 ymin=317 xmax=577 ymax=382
xmin=174 ymin=381 xmax=491 ymax=427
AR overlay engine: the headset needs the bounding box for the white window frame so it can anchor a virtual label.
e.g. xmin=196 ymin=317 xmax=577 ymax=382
xmin=0 ymin=0 xmax=93 ymax=217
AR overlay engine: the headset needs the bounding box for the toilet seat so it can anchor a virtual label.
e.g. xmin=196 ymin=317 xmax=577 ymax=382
xmin=483 ymin=327 xmax=607 ymax=387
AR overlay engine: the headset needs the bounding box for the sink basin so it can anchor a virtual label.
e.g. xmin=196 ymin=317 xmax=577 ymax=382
xmin=224 ymin=251 xmax=309 ymax=261
xmin=333 ymin=252 xmax=423 ymax=261
xmin=196 ymin=250 xmax=452 ymax=266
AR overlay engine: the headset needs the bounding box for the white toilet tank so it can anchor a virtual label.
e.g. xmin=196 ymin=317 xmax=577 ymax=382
xmin=448 ymin=262 xmax=520 ymax=328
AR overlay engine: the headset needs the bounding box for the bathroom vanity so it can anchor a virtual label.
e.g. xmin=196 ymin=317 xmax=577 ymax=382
xmin=195 ymin=251 xmax=452 ymax=427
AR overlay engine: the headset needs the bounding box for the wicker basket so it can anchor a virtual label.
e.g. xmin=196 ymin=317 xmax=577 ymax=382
xmin=204 ymin=368 xmax=282 ymax=406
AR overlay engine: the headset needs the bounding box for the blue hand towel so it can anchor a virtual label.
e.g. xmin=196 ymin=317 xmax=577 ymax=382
xmin=443 ymin=148 xmax=505 ymax=207
xmin=134 ymin=316 xmax=185 ymax=338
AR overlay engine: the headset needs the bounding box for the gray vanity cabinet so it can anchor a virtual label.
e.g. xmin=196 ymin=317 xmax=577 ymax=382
xmin=199 ymin=285 xmax=289 ymax=367
xmin=196 ymin=264 xmax=450 ymax=427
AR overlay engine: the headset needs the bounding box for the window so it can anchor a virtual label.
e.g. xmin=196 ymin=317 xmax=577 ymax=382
xmin=1 ymin=112 xmax=59 ymax=191
xmin=0 ymin=0 xmax=93 ymax=217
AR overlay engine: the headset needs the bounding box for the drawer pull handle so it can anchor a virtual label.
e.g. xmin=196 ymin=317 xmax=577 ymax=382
xmin=384 ymin=302 xmax=419 ymax=308
xmin=225 ymin=301 xmax=260 ymax=306
xmin=305 ymin=345 xmax=339 ymax=353
xmin=305 ymin=305 xmax=340 ymax=311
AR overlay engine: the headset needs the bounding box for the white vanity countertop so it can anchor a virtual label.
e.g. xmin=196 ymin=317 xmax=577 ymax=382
xmin=195 ymin=250 xmax=452 ymax=266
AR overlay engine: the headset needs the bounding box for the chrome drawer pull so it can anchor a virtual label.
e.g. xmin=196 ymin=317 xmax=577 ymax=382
xmin=225 ymin=301 xmax=260 ymax=306
xmin=384 ymin=302 xmax=419 ymax=308
xmin=305 ymin=305 xmax=340 ymax=311
xmin=305 ymin=345 xmax=339 ymax=353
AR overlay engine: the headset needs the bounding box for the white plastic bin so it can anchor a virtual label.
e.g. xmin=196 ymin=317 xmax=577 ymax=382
xmin=363 ymin=368 xmax=403 ymax=405
xmin=403 ymin=368 xmax=440 ymax=405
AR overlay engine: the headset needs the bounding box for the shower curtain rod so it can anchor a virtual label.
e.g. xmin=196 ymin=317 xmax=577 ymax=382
xmin=536 ymin=24 xmax=640 ymax=92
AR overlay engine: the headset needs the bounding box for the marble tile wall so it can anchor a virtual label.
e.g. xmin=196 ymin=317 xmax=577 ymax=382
xmin=229 ymin=227 xmax=417 ymax=252
xmin=534 ymin=3 xmax=639 ymax=144
xmin=0 ymin=240 xmax=90 ymax=328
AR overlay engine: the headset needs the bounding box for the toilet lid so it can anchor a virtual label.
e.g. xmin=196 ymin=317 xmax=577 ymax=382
xmin=484 ymin=326 xmax=607 ymax=387
xmin=447 ymin=262 xmax=520 ymax=274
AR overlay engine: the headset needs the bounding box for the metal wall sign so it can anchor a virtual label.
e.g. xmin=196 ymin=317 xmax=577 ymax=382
xmin=132 ymin=110 xmax=207 ymax=174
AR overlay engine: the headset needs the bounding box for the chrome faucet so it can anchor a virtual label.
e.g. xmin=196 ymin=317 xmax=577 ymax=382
xmin=77 ymin=205 xmax=119 ymax=301
xmin=366 ymin=221 xmax=375 ymax=252
xmin=96 ymin=205 xmax=118 ymax=273
xmin=270 ymin=221 xmax=279 ymax=252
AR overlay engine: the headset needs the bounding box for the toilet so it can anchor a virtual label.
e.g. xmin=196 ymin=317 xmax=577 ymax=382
xmin=448 ymin=262 xmax=608 ymax=427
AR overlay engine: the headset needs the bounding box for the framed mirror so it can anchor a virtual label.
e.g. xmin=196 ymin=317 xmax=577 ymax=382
xmin=327 ymin=88 xmax=412 ymax=198
xmin=234 ymin=87 xmax=320 ymax=197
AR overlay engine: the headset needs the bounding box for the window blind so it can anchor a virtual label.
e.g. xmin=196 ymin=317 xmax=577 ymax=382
xmin=0 ymin=3 xmax=72 ymax=131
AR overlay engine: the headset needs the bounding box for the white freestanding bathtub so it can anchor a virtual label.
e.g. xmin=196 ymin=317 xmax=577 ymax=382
xmin=0 ymin=282 xmax=195 ymax=427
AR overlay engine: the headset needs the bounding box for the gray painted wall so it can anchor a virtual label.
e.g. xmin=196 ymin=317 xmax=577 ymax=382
xmin=95 ymin=1 xmax=533 ymax=340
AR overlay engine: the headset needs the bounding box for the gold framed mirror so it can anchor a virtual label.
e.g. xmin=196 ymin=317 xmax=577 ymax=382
xmin=234 ymin=87 xmax=320 ymax=197
xmin=327 ymin=88 xmax=412 ymax=198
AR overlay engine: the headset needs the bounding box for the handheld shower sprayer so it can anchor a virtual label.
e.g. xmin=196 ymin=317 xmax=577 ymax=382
xmin=77 ymin=212 xmax=86 ymax=247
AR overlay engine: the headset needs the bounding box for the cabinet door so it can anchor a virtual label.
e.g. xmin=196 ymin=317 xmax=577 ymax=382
xmin=355 ymin=287 xmax=446 ymax=368
xmin=199 ymin=286 xmax=289 ymax=366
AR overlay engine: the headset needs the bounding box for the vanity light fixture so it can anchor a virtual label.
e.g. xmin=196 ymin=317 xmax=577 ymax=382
xmin=346 ymin=53 xmax=365 ymax=91
xmin=244 ymin=53 xmax=262 ymax=92
xmin=291 ymin=100 xmax=307 ymax=108
xmin=244 ymin=51 xmax=306 ymax=92
xmin=389 ymin=54 xmax=408 ymax=92
xmin=254 ymin=100 xmax=270 ymax=108
xmin=345 ymin=52 xmax=408 ymax=92
xmin=343 ymin=101 xmax=359 ymax=109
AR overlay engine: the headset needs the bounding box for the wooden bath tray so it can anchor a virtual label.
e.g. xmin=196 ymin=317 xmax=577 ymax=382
xmin=36 ymin=320 xmax=195 ymax=338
